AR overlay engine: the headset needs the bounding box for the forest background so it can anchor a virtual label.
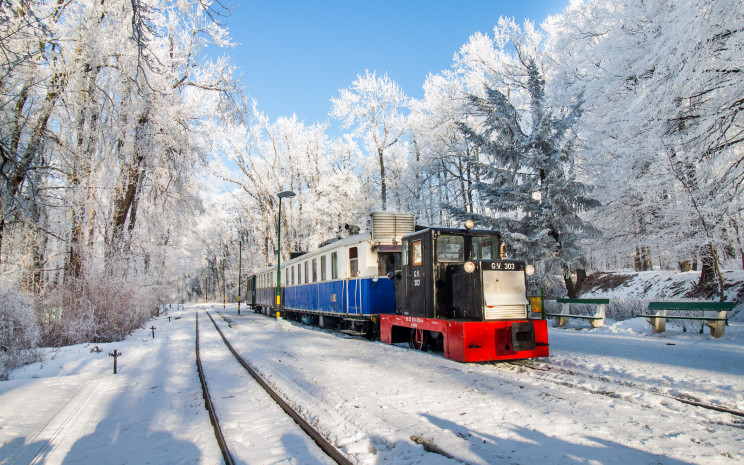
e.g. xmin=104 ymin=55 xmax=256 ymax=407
xmin=1 ymin=0 xmax=742 ymax=375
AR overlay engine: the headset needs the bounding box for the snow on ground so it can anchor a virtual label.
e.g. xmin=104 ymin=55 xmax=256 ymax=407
xmin=1 ymin=302 xmax=743 ymax=465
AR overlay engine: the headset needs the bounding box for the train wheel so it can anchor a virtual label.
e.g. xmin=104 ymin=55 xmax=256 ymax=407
xmin=409 ymin=328 xmax=427 ymax=351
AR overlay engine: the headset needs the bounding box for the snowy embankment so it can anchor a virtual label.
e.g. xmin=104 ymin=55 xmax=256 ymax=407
xmin=579 ymin=270 xmax=744 ymax=314
xmin=2 ymin=301 xmax=743 ymax=465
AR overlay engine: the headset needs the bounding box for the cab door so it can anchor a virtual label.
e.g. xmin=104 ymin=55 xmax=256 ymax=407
xmin=404 ymin=235 xmax=429 ymax=317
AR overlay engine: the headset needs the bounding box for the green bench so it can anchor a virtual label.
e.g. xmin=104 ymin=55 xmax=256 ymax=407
xmin=545 ymin=298 xmax=610 ymax=328
xmin=636 ymin=301 xmax=734 ymax=338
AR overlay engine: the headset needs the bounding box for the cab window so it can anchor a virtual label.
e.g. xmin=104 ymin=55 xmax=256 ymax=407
xmin=472 ymin=236 xmax=499 ymax=260
xmin=436 ymin=235 xmax=464 ymax=262
xmin=412 ymin=240 xmax=422 ymax=266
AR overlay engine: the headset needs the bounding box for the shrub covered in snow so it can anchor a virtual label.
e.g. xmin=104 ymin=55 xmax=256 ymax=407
xmin=39 ymin=274 xmax=162 ymax=347
xmin=0 ymin=281 xmax=41 ymax=379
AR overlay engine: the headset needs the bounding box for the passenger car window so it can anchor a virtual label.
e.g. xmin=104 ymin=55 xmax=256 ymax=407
xmin=377 ymin=252 xmax=400 ymax=276
xmin=349 ymin=247 xmax=359 ymax=277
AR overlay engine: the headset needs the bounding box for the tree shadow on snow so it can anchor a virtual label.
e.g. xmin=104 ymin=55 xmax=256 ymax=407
xmin=0 ymin=436 xmax=53 ymax=464
xmin=59 ymin=328 xmax=205 ymax=465
xmin=280 ymin=432 xmax=337 ymax=465
xmin=420 ymin=413 xmax=697 ymax=465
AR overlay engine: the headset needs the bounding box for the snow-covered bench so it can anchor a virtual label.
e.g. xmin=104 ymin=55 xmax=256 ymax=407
xmin=545 ymin=298 xmax=609 ymax=328
xmin=636 ymin=301 xmax=733 ymax=338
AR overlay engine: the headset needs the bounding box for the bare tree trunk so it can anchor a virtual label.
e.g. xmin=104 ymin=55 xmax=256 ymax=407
xmin=698 ymin=243 xmax=726 ymax=301
xmin=109 ymin=109 xmax=148 ymax=258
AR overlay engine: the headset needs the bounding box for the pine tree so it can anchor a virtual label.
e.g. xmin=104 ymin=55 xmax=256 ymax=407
xmin=454 ymin=60 xmax=599 ymax=295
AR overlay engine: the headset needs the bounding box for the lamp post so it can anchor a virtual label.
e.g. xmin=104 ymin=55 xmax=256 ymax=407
xmin=276 ymin=190 xmax=296 ymax=309
xmin=238 ymin=239 xmax=242 ymax=315
xmin=221 ymin=259 xmax=226 ymax=309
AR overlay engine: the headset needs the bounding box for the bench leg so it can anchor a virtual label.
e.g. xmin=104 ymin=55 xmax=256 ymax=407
xmin=553 ymin=303 xmax=570 ymax=327
xmin=590 ymin=304 xmax=606 ymax=328
xmin=706 ymin=311 xmax=727 ymax=338
xmin=647 ymin=310 xmax=666 ymax=333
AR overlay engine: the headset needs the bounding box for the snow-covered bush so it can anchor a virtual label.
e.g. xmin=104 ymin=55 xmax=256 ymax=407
xmin=40 ymin=273 xmax=161 ymax=347
xmin=0 ymin=282 xmax=41 ymax=379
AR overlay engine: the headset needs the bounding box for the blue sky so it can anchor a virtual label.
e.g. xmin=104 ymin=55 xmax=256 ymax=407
xmin=219 ymin=1 xmax=569 ymax=128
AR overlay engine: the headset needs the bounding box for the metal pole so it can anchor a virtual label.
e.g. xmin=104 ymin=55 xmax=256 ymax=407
xmin=222 ymin=259 xmax=226 ymax=309
xmin=276 ymin=197 xmax=282 ymax=308
xmin=238 ymin=240 xmax=242 ymax=315
xmin=275 ymin=190 xmax=295 ymax=313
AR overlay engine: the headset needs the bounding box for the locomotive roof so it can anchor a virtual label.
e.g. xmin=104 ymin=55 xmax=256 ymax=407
xmin=401 ymin=226 xmax=503 ymax=239
xmin=250 ymin=227 xmax=502 ymax=277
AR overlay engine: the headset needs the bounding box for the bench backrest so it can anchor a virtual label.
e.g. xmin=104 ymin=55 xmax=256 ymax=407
xmin=556 ymin=298 xmax=610 ymax=305
xmin=648 ymin=301 xmax=734 ymax=311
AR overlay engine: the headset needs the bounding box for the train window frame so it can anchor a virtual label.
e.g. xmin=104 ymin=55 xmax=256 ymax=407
xmin=331 ymin=252 xmax=338 ymax=279
xmin=472 ymin=236 xmax=498 ymax=260
xmin=291 ymin=266 xmax=295 ymax=285
xmin=312 ymin=258 xmax=318 ymax=282
xmin=321 ymin=255 xmax=327 ymax=281
xmin=402 ymin=241 xmax=408 ymax=266
xmin=378 ymin=252 xmax=400 ymax=276
xmin=349 ymin=247 xmax=359 ymax=277
xmin=412 ymin=240 xmax=423 ymax=266
xmin=436 ymin=235 xmax=465 ymax=262
xmin=304 ymin=261 xmax=309 ymax=284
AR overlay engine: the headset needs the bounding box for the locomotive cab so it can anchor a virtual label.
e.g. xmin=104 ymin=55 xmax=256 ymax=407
xmin=394 ymin=227 xmax=530 ymax=323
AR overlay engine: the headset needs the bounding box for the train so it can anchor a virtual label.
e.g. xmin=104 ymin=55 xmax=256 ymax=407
xmin=245 ymin=212 xmax=549 ymax=362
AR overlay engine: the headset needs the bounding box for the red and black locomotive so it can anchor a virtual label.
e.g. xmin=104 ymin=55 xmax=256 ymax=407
xmin=381 ymin=222 xmax=549 ymax=362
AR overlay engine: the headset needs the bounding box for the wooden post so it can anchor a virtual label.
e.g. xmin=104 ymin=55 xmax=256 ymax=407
xmin=108 ymin=349 xmax=121 ymax=374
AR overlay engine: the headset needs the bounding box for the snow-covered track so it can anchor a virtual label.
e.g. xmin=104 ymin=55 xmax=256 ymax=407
xmin=195 ymin=313 xmax=236 ymax=465
xmin=503 ymin=360 xmax=744 ymax=427
xmin=203 ymin=311 xmax=353 ymax=465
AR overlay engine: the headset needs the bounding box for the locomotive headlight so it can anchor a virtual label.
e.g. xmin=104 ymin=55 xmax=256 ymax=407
xmin=464 ymin=219 xmax=475 ymax=230
xmin=525 ymin=265 xmax=535 ymax=276
xmin=464 ymin=261 xmax=476 ymax=273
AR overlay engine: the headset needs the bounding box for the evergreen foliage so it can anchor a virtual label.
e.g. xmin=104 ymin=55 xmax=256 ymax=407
xmin=453 ymin=60 xmax=599 ymax=278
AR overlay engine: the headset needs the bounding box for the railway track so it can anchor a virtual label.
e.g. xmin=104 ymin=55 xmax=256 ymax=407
xmin=502 ymin=359 xmax=744 ymax=427
xmin=195 ymin=310 xmax=353 ymax=465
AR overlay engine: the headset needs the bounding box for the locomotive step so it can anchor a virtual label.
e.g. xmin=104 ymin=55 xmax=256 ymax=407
xmin=339 ymin=329 xmax=368 ymax=337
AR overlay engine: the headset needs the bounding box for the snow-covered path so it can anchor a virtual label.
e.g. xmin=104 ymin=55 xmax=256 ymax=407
xmin=0 ymin=309 xmax=223 ymax=465
xmin=1 ymin=303 xmax=742 ymax=464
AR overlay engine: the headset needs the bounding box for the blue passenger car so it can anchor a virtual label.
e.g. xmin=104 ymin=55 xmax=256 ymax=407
xmin=251 ymin=212 xmax=412 ymax=336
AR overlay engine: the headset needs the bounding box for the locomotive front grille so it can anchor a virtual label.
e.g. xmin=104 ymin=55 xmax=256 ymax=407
xmin=484 ymin=304 xmax=528 ymax=320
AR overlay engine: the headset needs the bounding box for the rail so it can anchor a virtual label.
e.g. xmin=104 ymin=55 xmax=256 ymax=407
xmin=204 ymin=311 xmax=353 ymax=465
xmin=195 ymin=313 xmax=235 ymax=465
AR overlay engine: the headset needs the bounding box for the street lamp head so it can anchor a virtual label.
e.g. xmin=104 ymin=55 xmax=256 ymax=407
xmin=277 ymin=190 xmax=296 ymax=199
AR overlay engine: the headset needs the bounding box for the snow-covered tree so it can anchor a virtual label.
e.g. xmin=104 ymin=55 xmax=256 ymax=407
xmin=545 ymin=0 xmax=744 ymax=298
xmin=453 ymin=18 xmax=599 ymax=295
xmin=331 ymin=71 xmax=409 ymax=211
